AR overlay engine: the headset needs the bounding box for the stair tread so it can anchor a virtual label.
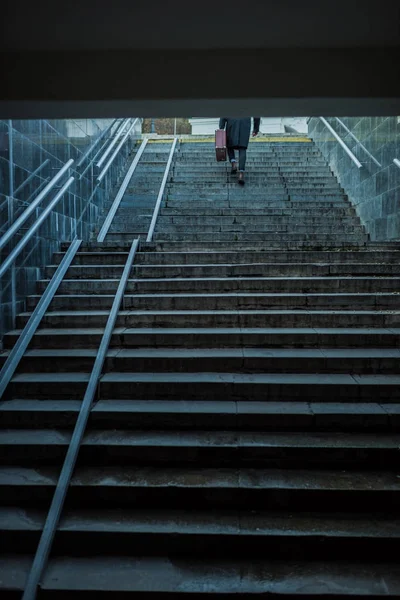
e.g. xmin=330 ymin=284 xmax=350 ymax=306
xmin=1 ymin=554 xmax=400 ymax=594
xmin=1 ymin=429 xmax=400 ymax=448
xmin=1 ymin=506 xmax=399 ymax=536
xmin=10 ymin=371 xmax=400 ymax=384
xmin=2 ymin=399 xmax=397 ymax=416
xmin=2 ymin=348 xmax=400 ymax=359
xmin=1 ymin=465 xmax=399 ymax=489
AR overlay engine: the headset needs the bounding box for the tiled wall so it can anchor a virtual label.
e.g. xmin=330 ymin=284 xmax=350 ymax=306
xmin=308 ymin=117 xmax=400 ymax=241
xmin=0 ymin=119 xmax=139 ymax=342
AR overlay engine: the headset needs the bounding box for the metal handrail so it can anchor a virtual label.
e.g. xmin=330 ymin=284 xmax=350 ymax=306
xmin=22 ymin=237 xmax=140 ymax=600
xmin=146 ymin=138 xmax=178 ymax=242
xmin=96 ymin=118 xmax=130 ymax=168
xmin=0 ymin=159 xmax=74 ymax=252
xmin=0 ymin=177 xmax=74 ymax=278
xmin=334 ymin=118 xmax=382 ymax=168
xmin=0 ymin=239 xmax=82 ymax=398
xmin=97 ymin=138 xmax=149 ymax=241
xmin=97 ymin=119 xmax=139 ymax=183
xmin=78 ymin=133 xmax=116 ymax=180
xmin=319 ymin=118 xmax=363 ymax=169
xmin=14 ymin=159 xmax=50 ymax=196
xmin=76 ymin=119 xmax=119 ymax=167
xmin=394 ymin=158 xmax=400 ymax=169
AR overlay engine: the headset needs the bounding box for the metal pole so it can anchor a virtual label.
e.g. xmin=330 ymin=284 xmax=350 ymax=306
xmin=76 ymin=119 xmax=118 ymax=167
xmin=147 ymin=137 xmax=178 ymax=242
xmin=319 ymin=118 xmax=363 ymax=169
xmin=335 ymin=117 xmax=381 ymax=167
xmin=8 ymin=120 xmax=14 ymax=200
xmin=0 ymin=177 xmax=75 ymax=278
xmin=394 ymin=158 xmax=400 ymax=170
xmin=151 ymin=119 xmax=155 ymax=134
xmin=14 ymin=160 xmax=51 ymax=197
xmin=0 ymin=159 xmax=74 ymax=252
xmin=96 ymin=120 xmax=137 ymax=183
xmin=97 ymin=138 xmax=149 ymax=241
xmin=0 ymin=240 xmax=82 ymax=399
xmin=174 ymin=118 xmax=177 ymax=136
xmin=96 ymin=119 xmax=133 ymax=168
xmin=21 ymin=238 xmax=140 ymax=600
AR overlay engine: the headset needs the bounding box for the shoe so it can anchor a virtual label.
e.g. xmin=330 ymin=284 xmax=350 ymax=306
xmin=238 ymin=172 xmax=245 ymax=185
xmin=231 ymin=163 xmax=238 ymax=175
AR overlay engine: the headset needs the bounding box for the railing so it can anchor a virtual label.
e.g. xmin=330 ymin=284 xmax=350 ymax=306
xmin=0 ymin=159 xmax=74 ymax=252
xmin=147 ymin=137 xmax=178 ymax=242
xmin=0 ymin=177 xmax=75 ymax=278
xmin=0 ymin=240 xmax=82 ymax=397
xmin=334 ymin=117 xmax=381 ymax=167
xmin=0 ymin=117 xmax=141 ymax=339
xmin=76 ymin=119 xmax=119 ymax=167
xmin=97 ymin=119 xmax=139 ymax=183
xmin=96 ymin=119 xmax=131 ymax=168
xmin=13 ymin=159 xmax=51 ymax=197
xmin=97 ymin=138 xmax=149 ymax=241
xmin=319 ymin=117 xmax=363 ymax=169
xmin=21 ymin=237 xmax=140 ymax=600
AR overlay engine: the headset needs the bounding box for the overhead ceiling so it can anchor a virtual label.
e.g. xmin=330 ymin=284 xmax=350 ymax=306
xmin=2 ymin=0 xmax=400 ymax=50
xmin=1 ymin=0 xmax=399 ymax=118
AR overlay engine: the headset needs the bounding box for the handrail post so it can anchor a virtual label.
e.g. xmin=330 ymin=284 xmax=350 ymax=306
xmin=21 ymin=238 xmax=140 ymax=600
xmin=146 ymin=138 xmax=178 ymax=242
xmin=319 ymin=117 xmax=363 ymax=169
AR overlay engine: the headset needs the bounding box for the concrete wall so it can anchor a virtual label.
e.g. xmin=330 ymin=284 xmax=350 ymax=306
xmin=308 ymin=117 xmax=400 ymax=241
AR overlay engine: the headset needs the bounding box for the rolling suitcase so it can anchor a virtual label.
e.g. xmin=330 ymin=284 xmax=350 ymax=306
xmin=215 ymin=129 xmax=227 ymax=162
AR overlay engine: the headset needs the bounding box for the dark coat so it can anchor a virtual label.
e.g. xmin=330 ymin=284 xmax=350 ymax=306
xmin=219 ymin=117 xmax=261 ymax=149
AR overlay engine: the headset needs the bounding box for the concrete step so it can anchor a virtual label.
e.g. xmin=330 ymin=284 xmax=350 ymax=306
xmin=154 ymin=225 xmax=362 ymax=235
xmin=16 ymin=309 xmax=400 ymax=329
xmin=165 ymin=196 xmax=347 ymax=204
xmin=157 ymin=215 xmax=357 ymax=225
xmin=2 ymin=554 xmax=400 ymax=597
xmin=6 ymin=371 xmax=400 ymax=402
xmin=45 ymin=263 xmax=400 ymax=279
xmin=2 ymin=507 xmax=400 ymax=560
xmin=4 ymin=327 xmax=400 ymax=350
xmin=1 ymin=465 xmax=399 ymax=511
xmin=137 ymin=241 xmax=371 ymax=251
xmin=158 ymin=207 xmax=355 ymax=216
xmin=58 ymin=247 xmax=400 ymax=262
xmin=1 ymin=399 xmax=398 ymax=431
xmin=2 ymin=347 xmax=400 ymax=375
xmin=28 ymin=291 xmax=400 ymax=311
xmin=1 ymin=429 xmax=400 ymax=469
xmin=153 ymin=233 xmax=368 ymax=243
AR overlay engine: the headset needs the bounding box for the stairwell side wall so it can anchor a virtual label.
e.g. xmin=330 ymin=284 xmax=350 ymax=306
xmin=308 ymin=117 xmax=400 ymax=241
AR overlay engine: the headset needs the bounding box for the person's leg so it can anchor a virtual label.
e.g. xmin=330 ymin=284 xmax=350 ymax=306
xmin=227 ymin=147 xmax=237 ymax=173
xmin=238 ymin=149 xmax=246 ymax=184
xmin=238 ymin=148 xmax=247 ymax=171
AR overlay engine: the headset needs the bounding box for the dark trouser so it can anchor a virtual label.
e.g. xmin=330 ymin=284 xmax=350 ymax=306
xmin=227 ymin=147 xmax=247 ymax=171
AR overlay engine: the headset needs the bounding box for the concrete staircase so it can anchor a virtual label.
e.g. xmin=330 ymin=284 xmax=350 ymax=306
xmin=1 ymin=138 xmax=400 ymax=597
